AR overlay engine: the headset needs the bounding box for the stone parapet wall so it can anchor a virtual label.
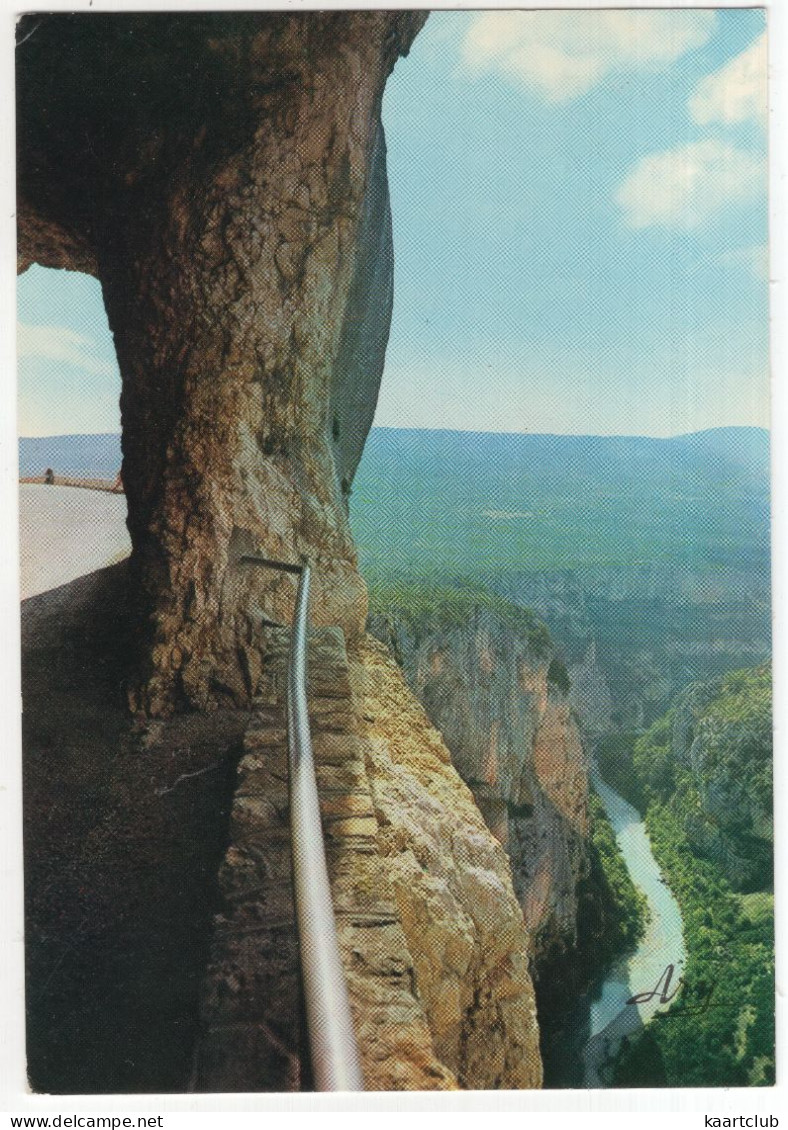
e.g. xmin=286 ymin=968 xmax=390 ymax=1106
xmin=191 ymin=629 xmax=543 ymax=1090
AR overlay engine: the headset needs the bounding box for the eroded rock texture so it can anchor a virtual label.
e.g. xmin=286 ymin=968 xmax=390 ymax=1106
xmin=192 ymin=630 xmax=541 ymax=1090
xmin=17 ymin=12 xmax=425 ymax=713
xmin=370 ymin=604 xmax=590 ymax=959
xmin=359 ymin=637 xmax=543 ymax=1089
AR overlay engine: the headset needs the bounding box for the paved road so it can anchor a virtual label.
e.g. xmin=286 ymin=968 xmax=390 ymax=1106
xmin=19 ymin=483 xmax=131 ymax=599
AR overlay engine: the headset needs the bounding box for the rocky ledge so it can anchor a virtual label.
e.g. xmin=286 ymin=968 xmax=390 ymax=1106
xmin=192 ymin=630 xmax=543 ymax=1090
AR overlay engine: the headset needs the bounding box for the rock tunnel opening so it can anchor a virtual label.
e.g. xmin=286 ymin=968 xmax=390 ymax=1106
xmin=18 ymin=265 xmax=129 ymax=599
xmin=17 ymin=10 xmax=426 ymax=717
xmin=17 ymin=10 xmax=448 ymax=1096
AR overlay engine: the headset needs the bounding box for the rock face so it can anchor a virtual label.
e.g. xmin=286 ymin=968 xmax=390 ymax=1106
xmin=670 ymin=666 xmax=773 ymax=892
xmin=369 ymin=599 xmax=589 ymax=963
xmin=21 ymin=570 xmax=543 ymax=1092
xmin=192 ymin=629 xmax=542 ymax=1090
xmin=359 ymin=637 xmax=543 ymax=1089
xmin=191 ymin=628 xmax=455 ymax=1091
xmin=17 ymin=12 xmax=425 ymax=713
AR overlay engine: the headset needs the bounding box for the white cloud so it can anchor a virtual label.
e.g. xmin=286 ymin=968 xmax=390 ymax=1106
xmin=17 ymin=322 xmax=117 ymax=377
xmin=690 ymin=31 xmax=767 ymax=128
xmin=617 ymin=139 xmax=766 ymax=229
xmin=461 ymin=10 xmax=716 ymax=102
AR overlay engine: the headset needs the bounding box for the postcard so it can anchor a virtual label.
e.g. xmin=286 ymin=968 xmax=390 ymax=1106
xmin=5 ymin=2 xmax=780 ymax=1114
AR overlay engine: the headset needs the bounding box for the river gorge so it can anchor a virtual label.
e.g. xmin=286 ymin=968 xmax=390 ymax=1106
xmin=18 ymin=438 xmax=769 ymax=1090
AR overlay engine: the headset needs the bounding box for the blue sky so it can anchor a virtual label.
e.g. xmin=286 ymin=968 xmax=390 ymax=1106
xmin=18 ymin=269 xmax=121 ymax=436
xmin=17 ymin=8 xmax=769 ymax=438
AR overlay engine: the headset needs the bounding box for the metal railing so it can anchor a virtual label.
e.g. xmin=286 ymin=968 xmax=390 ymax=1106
xmin=241 ymin=554 xmax=364 ymax=1092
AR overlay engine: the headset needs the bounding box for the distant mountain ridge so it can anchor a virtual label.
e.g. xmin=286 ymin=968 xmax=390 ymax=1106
xmin=19 ymin=425 xmax=770 ymax=482
xmin=19 ymin=433 xmax=122 ymax=480
xmin=350 ymin=425 xmax=771 ymax=577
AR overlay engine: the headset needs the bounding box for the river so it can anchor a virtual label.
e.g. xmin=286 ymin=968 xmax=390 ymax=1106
xmin=577 ymin=771 xmax=687 ymax=1087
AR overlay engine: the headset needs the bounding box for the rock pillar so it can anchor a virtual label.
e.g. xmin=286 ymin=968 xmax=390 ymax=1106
xmin=17 ymin=12 xmax=426 ymax=712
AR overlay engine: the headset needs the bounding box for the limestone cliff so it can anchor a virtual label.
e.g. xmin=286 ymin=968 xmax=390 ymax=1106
xmin=17 ymin=11 xmax=426 ymax=713
xmin=19 ymin=12 xmax=548 ymax=1091
xmin=491 ymin=566 xmax=770 ymax=734
xmin=358 ymin=637 xmax=543 ymax=1088
xmin=369 ymin=591 xmax=590 ymax=965
xmin=18 ymin=12 xmax=550 ymax=1091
